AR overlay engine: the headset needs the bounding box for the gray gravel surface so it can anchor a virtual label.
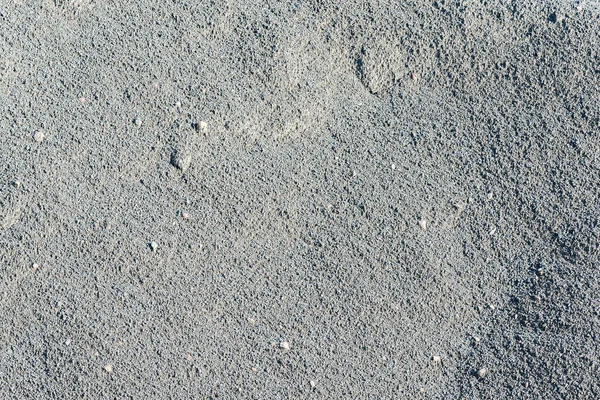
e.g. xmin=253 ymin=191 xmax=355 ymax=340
xmin=1 ymin=1 xmax=600 ymax=398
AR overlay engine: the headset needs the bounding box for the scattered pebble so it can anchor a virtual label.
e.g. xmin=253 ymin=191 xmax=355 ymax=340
xmin=391 ymin=163 xmax=396 ymax=170
xmin=489 ymin=304 xmax=495 ymax=310
xmin=419 ymin=219 xmax=427 ymax=231
xmin=171 ymin=149 xmax=192 ymax=172
xmin=489 ymin=226 xmax=497 ymax=235
xmin=104 ymin=364 xmax=113 ymax=373
xmin=182 ymin=212 xmax=190 ymax=220
xmin=432 ymin=355 xmax=441 ymax=363
xmin=186 ymin=354 xmax=193 ymax=361
xmin=247 ymin=317 xmax=256 ymax=325
xmin=199 ymin=121 xmax=208 ymax=131
xmin=150 ymin=242 xmax=158 ymax=252
xmin=310 ymin=380 xmax=316 ymax=388
xmin=477 ymin=368 xmax=487 ymax=378
xmin=33 ymin=131 xmax=45 ymax=143
xmin=32 ymin=263 xmax=39 ymax=270
xmin=473 ymin=336 xmax=481 ymax=343
xmin=251 ymin=367 xmax=257 ymax=372
xmin=175 ymin=101 xmax=182 ymax=108
xmin=134 ymin=118 xmax=142 ymax=127
xmin=280 ymin=341 xmax=290 ymax=351
xmin=12 ymin=181 xmax=21 ymax=188
xmin=78 ymin=97 xmax=86 ymax=104
xmin=487 ymin=192 xmax=493 ymax=200
xmin=65 ymin=339 xmax=71 ymax=346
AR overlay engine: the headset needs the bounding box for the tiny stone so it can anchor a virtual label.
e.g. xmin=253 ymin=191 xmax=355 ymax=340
xmin=251 ymin=367 xmax=257 ymax=372
xmin=186 ymin=354 xmax=193 ymax=361
xmin=104 ymin=364 xmax=113 ymax=373
xmin=150 ymin=242 xmax=158 ymax=252
xmin=391 ymin=163 xmax=396 ymax=170
xmin=13 ymin=180 xmax=21 ymax=188
xmin=171 ymin=149 xmax=192 ymax=172
xmin=199 ymin=121 xmax=208 ymax=131
xmin=134 ymin=118 xmax=142 ymax=127
xmin=432 ymin=355 xmax=441 ymax=363
xmin=419 ymin=219 xmax=427 ymax=231
xmin=280 ymin=341 xmax=290 ymax=351
xmin=65 ymin=339 xmax=71 ymax=346
xmin=182 ymin=212 xmax=190 ymax=220
xmin=489 ymin=304 xmax=495 ymax=310
xmin=175 ymin=101 xmax=182 ymax=108
xmin=477 ymin=368 xmax=487 ymax=378
xmin=310 ymin=380 xmax=316 ymax=388
xmin=32 ymin=263 xmax=39 ymax=270
xmin=247 ymin=317 xmax=256 ymax=325
xmin=33 ymin=131 xmax=45 ymax=143
xmin=487 ymin=192 xmax=493 ymax=200
xmin=473 ymin=336 xmax=481 ymax=343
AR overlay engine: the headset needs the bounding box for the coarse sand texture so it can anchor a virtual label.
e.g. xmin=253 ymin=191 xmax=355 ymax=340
xmin=1 ymin=1 xmax=600 ymax=399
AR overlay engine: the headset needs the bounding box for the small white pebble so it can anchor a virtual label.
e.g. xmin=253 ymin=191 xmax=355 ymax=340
xmin=489 ymin=304 xmax=495 ymax=310
xmin=104 ymin=364 xmax=113 ymax=373
xmin=134 ymin=118 xmax=142 ymax=127
xmin=199 ymin=121 xmax=208 ymax=131
xmin=251 ymin=367 xmax=257 ymax=372
xmin=182 ymin=212 xmax=190 ymax=220
xmin=489 ymin=226 xmax=497 ymax=235
xmin=477 ymin=368 xmax=487 ymax=378
xmin=65 ymin=339 xmax=71 ymax=346
xmin=310 ymin=380 xmax=316 ymax=388
xmin=419 ymin=219 xmax=427 ymax=231
xmin=473 ymin=336 xmax=481 ymax=343
xmin=280 ymin=341 xmax=290 ymax=351
xmin=487 ymin=192 xmax=493 ymax=200
xmin=33 ymin=131 xmax=45 ymax=143
xmin=32 ymin=263 xmax=39 ymax=270
xmin=175 ymin=101 xmax=182 ymax=108
xmin=432 ymin=355 xmax=441 ymax=363
xmin=150 ymin=242 xmax=158 ymax=252
xmin=247 ymin=317 xmax=256 ymax=325
xmin=391 ymin=163 xmax=396 ymax=170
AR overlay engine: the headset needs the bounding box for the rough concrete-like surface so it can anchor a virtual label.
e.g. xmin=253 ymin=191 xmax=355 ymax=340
xmin=1 ymin=1 xmax=599 ymax=398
